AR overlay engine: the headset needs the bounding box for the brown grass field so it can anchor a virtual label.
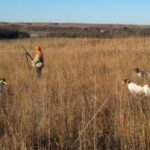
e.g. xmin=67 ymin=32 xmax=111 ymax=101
xmin=0 ymin=37 xmax=150 ymax=149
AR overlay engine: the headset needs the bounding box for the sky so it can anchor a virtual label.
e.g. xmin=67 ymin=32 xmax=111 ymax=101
xmin=0 ymin=0 xmax=150 ymax=25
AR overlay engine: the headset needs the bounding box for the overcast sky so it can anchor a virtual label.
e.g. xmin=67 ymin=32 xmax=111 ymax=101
xmin=0 ymin=0 xmax=150 ymax=25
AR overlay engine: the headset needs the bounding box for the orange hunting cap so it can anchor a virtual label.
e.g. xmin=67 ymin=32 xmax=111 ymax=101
xmin=35 ymin=46 xmax=41 ymax=51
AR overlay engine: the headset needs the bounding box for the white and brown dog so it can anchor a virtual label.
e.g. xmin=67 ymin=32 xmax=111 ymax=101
xmin=134 ymin=67 xmax=150 ymax=78
xmin=122 ymin=79 xmax=150 ymax=96
xmin=0 ymin=78 xmax=7 ymax=93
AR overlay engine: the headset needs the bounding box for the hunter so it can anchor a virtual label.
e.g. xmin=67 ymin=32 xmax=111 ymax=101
xmin=32 ymin=46 xmax=44 ymax=77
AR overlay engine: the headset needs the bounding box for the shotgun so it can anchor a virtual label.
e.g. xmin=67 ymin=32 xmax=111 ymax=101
xmin=22 ymin=47 xmax=33 ymax=60
xmin=22 ymin=46 xmax=34 ymax=66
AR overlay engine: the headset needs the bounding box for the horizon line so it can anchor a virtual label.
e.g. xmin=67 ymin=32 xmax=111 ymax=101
xmin=0 ymin=21 xmax=150 ymax=26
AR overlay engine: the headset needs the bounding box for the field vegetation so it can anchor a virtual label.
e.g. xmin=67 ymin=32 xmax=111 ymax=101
xmin=0 ymin=37 xmax=150 ymax=149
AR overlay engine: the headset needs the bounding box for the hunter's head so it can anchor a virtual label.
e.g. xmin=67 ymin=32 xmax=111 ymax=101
xmin=35 ymin=46 xmax=43 ymax=56
xmin=35 ymin=46 xmax=41 ymax=51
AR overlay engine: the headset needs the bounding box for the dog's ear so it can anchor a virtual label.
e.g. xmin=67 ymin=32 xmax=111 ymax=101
xmin=122 ymin=79 xmax=127 ymax=85
xmin=134 ymin=67 xmax=140 ymax=73
xmin=126 ymin=79 xmax=131 ymax=83
xmin=122 ymin=79 xmax=131 ymax=84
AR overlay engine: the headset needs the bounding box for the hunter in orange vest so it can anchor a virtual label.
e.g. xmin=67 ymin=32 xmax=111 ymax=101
xmin=32 ymin=46 xmax=44 ymax=77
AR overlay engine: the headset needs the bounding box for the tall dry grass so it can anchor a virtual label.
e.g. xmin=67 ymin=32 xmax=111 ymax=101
xmin=0 ymin=37 xmax=150 ymax=149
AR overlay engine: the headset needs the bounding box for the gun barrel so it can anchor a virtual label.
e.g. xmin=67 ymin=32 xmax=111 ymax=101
xmin=26 ymin=52 xmax=33 ymax=60
xmin=22 ymin=47 xmax=33 ymax=60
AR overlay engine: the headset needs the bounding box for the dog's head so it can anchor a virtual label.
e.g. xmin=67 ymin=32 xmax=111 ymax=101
xmin=0 ymin=78 xmax=7 ymax=85
xmin=122 ymin=79 xmax=131 ymax=85
xmin=134 ymin=67 xmax=140 ymax=73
